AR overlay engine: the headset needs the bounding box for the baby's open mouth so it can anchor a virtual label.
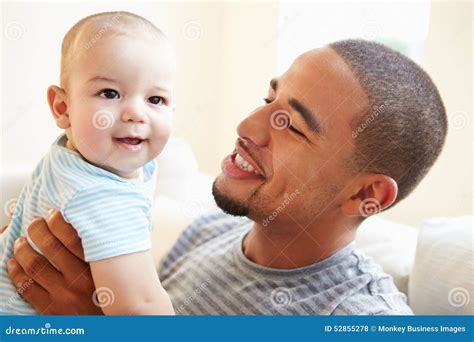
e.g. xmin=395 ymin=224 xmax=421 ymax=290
xmin=114 ymin=137 xmax=144 ymax=145
xmin=113 ymin=137 xmax=147 ymax=151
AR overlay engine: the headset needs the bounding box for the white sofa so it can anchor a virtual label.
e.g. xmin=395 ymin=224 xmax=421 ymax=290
xmin=1 ymin=137 xmax=472 ymax=315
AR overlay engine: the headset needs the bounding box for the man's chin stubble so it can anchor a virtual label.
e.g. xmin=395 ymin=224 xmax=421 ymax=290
xmin=211 ymin=179 xmax=250 ymax=217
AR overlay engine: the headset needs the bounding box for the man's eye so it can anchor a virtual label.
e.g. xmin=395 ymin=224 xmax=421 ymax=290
xmin=98 ymin=89 xmax=119 ymax=99
xmin=289 ymin=125 xmax=306 ymax=138
xmin=148 ymin=96 xmax=164 ymax=105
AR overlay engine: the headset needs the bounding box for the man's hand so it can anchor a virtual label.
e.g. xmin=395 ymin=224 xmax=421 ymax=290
xmin=1 ymin=224 xmax=8 ymax=234
xmin=7 ymin=210 xmax=103 ymax=315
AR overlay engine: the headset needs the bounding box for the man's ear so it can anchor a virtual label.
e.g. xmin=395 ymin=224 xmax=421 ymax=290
xmin=47 ymin=85 xmax=70 ymax=129
xmin=340 ymin=174 xmax=398 ymax=217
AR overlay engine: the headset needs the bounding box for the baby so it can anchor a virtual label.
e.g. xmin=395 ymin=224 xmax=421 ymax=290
xmin=0 ymin=11 xmax=176 ymax=315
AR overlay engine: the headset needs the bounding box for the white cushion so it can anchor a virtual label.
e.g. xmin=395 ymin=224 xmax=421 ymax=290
xmin=408 ymin=216 xmax=473 ymax=315
xmin=151 ymin=194 xmax=216 ymax=267
xmin=355 ymin=216 xmax=418 ymax=295
xmin=155 ymin=136 xmax=208 ymax=201
xmin=151 ymin=136 xmax=217 ymax=265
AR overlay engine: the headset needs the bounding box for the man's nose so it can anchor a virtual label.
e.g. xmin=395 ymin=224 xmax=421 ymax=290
xmin=121 ymin=99 xmax=147 ymax=123
xmin=236 ymin=106 xmax=272 ymax=147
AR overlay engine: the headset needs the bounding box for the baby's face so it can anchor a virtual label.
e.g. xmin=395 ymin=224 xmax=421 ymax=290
xmin=64 ymin=34 xmax=175 ymax=178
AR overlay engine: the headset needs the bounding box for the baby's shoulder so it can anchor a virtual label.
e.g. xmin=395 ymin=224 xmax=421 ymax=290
xmin=46 ymin=145 xmax=147 ymax=197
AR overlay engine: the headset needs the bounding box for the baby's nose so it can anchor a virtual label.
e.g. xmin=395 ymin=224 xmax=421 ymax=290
xmin=121 ymin=102 xmax=146 ymax=123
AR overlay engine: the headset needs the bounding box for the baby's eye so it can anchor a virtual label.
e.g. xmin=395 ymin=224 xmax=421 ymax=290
xmin=98 ymin=89 xmax=120 ymax=99
xmin=148 ymin=96 xmax=164 ymax=106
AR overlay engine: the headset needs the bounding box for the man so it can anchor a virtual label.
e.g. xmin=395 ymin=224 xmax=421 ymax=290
xmin=6 ymin=39 xmax=447 ymax=315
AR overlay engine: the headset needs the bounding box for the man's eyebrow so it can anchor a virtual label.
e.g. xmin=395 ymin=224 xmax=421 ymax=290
xmin=288 ymin=98 xmax=322 ymax=134
xmin=270 ymin=78 xmax=278 ymax=92
xmin=269 ymin=77 xmax=322 ymax=134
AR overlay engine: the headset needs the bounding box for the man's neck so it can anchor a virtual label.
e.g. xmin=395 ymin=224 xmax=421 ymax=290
xmin=242 ymin=217 xmax=357 ymax=269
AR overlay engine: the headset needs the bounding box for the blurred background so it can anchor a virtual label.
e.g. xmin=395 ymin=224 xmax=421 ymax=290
xmin=1 ymin=0 xmax=472 ymax=226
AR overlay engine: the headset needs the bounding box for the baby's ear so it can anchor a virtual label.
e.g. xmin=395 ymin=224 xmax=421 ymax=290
xmin=47 ymin=85 xmax=70 ymax=129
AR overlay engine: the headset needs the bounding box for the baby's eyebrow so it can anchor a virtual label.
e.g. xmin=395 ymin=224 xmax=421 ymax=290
xmin=87 ymin=76 xmax=117 ymax=83
xmin=151 ymin=85 xmax=172 ymax=93
xmin=87 ymin=76 xmax=171 ymax=94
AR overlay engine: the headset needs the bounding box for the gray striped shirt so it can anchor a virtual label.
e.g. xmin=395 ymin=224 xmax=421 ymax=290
xmin=159 ymin=210 xmax=413 ymax=315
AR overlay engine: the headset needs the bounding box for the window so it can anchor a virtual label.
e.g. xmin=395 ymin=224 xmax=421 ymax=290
xmin=277 ymin=1 xmax=431 ymax=73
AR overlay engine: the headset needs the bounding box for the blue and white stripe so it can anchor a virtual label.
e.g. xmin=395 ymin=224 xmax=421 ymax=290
xmin=159 ymin=210 xmax=414 ymax=315
xmin=0 ymin=134 xmax=156 ymax=314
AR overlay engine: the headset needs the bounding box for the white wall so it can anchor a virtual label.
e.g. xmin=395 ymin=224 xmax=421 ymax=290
xmin=171 ymin=2 xmax=279 ymax=176
xmin=381 ymin=1 xmax=473 ymax=225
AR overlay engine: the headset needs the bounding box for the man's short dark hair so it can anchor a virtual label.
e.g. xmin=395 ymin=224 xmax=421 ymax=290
xmin=329 ymin=39 xmax=447 ymax=205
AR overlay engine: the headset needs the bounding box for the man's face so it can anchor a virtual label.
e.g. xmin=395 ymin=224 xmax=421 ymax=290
xmin=213 ymin=47 xmax=368 ymax=227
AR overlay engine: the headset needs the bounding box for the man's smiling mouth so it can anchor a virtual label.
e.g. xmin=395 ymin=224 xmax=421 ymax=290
xmin=220 ymin=138 xmax=268 ymax=181
xmin=234 ymin=153 xmax=261 ymax=175
xmin=220 ymin=153 xmax=264 ymax=180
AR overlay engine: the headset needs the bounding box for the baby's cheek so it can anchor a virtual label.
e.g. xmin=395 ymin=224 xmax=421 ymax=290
xmin=150 ymin=117 xmax=172 ymax=153
xmin=71 ymin=120 xmax=111 ymax=163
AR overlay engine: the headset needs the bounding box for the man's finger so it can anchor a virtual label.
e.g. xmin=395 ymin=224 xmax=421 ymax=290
xmin=45 ymin=210 xmax=85 ymax=260
xmin=28 ymin=217 xmax=88 ymax=274
xmin=13 ymin=237 xmax=65 ymax=291
xmin=1 ymin=225 xmax=8 ymax=234
xmin=7 ymin=258 xmax=52 ymax=311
